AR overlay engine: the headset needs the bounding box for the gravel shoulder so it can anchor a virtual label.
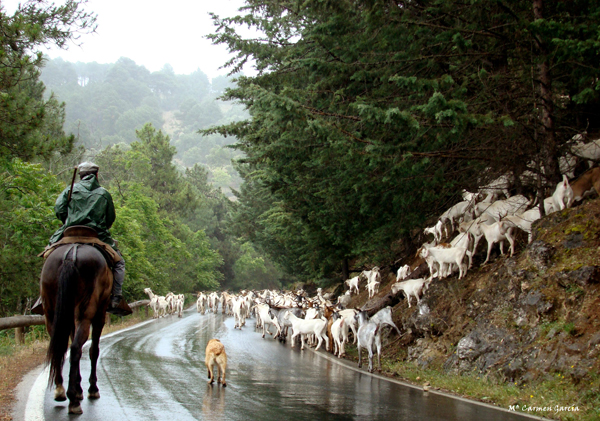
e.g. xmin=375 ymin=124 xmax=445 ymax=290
xmin=0 ymin=342 xmax=46 ymax=421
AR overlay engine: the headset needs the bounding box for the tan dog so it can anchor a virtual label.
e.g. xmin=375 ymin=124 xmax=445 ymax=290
xmin=205 ymin=339 xmax=227 ymax=386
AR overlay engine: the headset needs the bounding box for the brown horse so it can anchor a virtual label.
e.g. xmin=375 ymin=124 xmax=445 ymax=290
xmin=40 ymin=243 xmax=112 ymax=415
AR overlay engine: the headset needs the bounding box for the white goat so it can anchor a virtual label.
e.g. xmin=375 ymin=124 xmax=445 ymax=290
xmin=196 ymin=292 xmax=206 ymax=314
xmin=440 ymin=200 xmax=472 ymax=233
xmin=165 ymin=292 xmax=176 ymax=315
xmin=355 ymin=311 xmax=381 ymax=373
xmin=482 ymin=195 xmax=530 ymax=221
xmin=208 ymin=292 xmax=219 ymax=314
xmin=396 ymin=264 xmax=411 ymax=282
xmin=157 ymin=296 xmax=169 ymax=317
xmin=392 ymin=278 xmax=430 ymax=308
xmin=559 ymin=154 xmax=577 ymax=179
xmin=571 ymin=138 xmax=600 ymax=168
xmin=424 ymin=219 xmax=445 ymax=243
xmin=330 ymin=317 xmax=346 ymax=357
xmin=144 ymin=288 xmax=161 ymax=319
xmin=355 ymin=307 xmax=400 ymax=373
xmin=276 ymin=307 xmax=303 ymax=341
xmin=232 ymin=296 xmax=246 ymax=329
xmin=477 ymin=220 xmax=515 ymax=265
xmin=370 ymin=307 xmax=401 ymax=335
xmin=462 ymin=190 xmax=479 ymax=203
xmin=458 ymin=216 xmax=490 ymax=260
xmin=552 ymin=174 xmax=574 ymax=211
xmin=255 ymin=303 xmax=281 ymax=339
xmin=176 ymin=294 xmax=184 ymax=318
xmin=420 ymin=245 xmax=468 ymax=280
xmin=361 ymin=267 xmax=381 ymax=299
xmin=285 ymin=312 xmax=329 ymax=351
xmin=345 ymin=276 xmax=360 ymax=295
xmin=367 ymin=278 xmax=380 ymax=299
xmin=338 ymin=308 xmax=358 ymax=344
xmin=502 ymin=206 xmax=541 ymax=244
xmin=544 ymin=196 xmax=556 ymax=215
xmin=450 ymin=231 xmax=473 ymax=270
xmin=478 ymin=173 xmax=513 ymax=200
xmin=337 ymin=290 xmax=352 ymax=308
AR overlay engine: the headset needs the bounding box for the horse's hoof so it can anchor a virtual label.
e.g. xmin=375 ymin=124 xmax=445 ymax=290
xmin=88 ymin=391 xmax=100 ymax=399
xmin=222 ymin=382 xmax=227 ymax=387
xmin=68 ymin=403 xmax=83 ymax=414
xmin=54 ymin=386 xmax=66 ymax=401
xmin=75 ymin=392 xmax=84 ymax=401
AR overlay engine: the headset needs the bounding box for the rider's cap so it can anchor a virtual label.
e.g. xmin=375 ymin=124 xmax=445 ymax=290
xmin=78 ymin=162 xmax=99 ymax=174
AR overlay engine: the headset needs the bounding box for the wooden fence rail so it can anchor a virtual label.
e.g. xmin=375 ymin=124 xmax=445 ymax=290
xmin=0 ymin=299 xmax=150 ymax=332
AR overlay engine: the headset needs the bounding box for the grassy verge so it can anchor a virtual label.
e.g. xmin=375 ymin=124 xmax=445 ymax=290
xmin=343 ymin=344 xmax=599 ymax=421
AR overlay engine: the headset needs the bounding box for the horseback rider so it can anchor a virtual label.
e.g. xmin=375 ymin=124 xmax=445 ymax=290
xmin=33 ymin=162 xmax=125 ymax=314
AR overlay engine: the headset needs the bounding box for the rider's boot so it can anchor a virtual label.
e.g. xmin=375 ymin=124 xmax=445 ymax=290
xmin=107 ymin=258 xmax=131 ymax=315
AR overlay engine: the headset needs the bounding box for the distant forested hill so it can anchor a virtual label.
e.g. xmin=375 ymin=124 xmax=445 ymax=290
xmin=40 ymin=57 xmax=247 ymax=194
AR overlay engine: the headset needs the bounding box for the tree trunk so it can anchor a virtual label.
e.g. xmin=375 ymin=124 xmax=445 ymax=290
xmin=533 ymin=0 xmax=559 ymax=184
xmin=360 ymin=293 xmax=402 ymax=317
xmin=342 ymin=258 xmax=349 ymax=281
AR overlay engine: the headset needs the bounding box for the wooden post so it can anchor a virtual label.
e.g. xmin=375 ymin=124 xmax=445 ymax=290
xmin=105 ymin=313 xmax=111 ymax=327
xmin=15 ymin=327 xmax=24 ymax=345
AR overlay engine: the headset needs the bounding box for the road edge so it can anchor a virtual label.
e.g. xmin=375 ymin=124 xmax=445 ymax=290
xmin=308 ymin=347 xmax=550 ymax=421
xmin=15 ymin=319 xmax=156 ymax=421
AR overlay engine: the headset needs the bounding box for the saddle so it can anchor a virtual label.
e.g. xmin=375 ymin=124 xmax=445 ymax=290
xmin=38 ymin=225 xmax=122 ymax=267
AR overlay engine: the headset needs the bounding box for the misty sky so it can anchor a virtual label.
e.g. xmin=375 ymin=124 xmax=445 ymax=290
xmin=3 ymin=0 xmax=252 ymax=80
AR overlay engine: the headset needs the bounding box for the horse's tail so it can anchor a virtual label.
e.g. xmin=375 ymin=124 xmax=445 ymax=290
xmin=47 ymin=258 xmax=78 ymax=386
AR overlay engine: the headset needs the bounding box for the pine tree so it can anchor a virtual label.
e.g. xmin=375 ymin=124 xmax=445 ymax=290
xmin=0 ymin=0 xmax=96 ymax=160
xmin=207 ymin=0 xmax=600 ymax=280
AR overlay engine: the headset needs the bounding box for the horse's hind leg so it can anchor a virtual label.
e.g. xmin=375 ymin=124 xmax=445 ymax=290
xmin=44 ymin=303 xmax=66 ymax=401
xmin=67 ymin=319 xmax=91 ymax=414
xmin=51 ymin=335 xmax=67 ymax=402
xmin=52 ymin=341 xmax=67 ymax=402
xmin=88 ymin=314 xmax=105 ymax=399
xmin=54 ymin=384 xmax=66 ymax=402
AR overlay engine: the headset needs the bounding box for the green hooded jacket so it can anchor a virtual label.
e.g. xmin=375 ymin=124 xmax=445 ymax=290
xmin=49 ymin=174 xmax=117 ymax=248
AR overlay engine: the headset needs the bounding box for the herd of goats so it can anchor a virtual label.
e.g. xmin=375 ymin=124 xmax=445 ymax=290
xmin=142 ymin=284 xmax=401 ymax=373
xmin=138 ymin=136 xmax=600 ymax=374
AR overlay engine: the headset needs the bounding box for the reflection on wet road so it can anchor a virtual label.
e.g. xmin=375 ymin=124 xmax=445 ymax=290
xmin=41 ymin=309 xmax=538 ymax=420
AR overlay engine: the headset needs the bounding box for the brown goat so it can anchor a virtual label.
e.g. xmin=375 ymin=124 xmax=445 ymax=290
xmin=570 ymin=167 xmax=600 ymax=203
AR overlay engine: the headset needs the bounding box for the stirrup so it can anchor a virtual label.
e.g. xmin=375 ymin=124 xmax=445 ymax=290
xmin=107 ymin=297 xmax=132 ymax=316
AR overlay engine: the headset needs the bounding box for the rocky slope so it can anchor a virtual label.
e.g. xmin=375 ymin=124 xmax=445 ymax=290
xmin=339 ymin=198 xmax=600 ymax=419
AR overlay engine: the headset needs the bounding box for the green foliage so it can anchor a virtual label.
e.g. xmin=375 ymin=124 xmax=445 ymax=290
xmin=206 ymin=0 xmax=600 ymax=280
xmin=110 ymin=185 xmax=222 ymax=298
xmin=0 ymin=2 xmax=272 ymax=316
xmin=0 ymin=159 xmax=62 ymax=315
xmin=94 ymin=126 xmax=225 ymax=297
xmin=0 ymin=0 xmax=95 ymax=160
xmin=232 ymin=242 xmax=282 ymax=290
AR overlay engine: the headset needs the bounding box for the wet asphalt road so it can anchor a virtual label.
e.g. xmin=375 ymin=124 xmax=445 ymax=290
xmin=35 ymin=308 xmax=541 ymax=420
